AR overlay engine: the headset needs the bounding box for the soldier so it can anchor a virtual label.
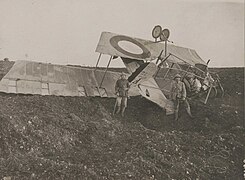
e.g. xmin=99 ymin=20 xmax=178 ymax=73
xmin=170 ymin=74 xmax=193 ymax=121
xmin=114 ymin=72 xmax=130 ymax=117
xmin=186 ymin=73 xmax=202 ymax=95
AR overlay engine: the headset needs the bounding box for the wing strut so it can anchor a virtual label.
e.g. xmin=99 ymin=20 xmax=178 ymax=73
xmin=99 ymin=56 xmax=113 ymax=87
xmin=94 ymin=53 xmax=102 ymax=72
xmin=204 ymin=84 xmax=213 ymax=104
xmin=154 ymin=54 xmax=171 ymax=78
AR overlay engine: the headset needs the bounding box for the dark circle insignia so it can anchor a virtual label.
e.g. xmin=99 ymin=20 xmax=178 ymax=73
xmin=110 ymin=35 xmax=151 ymax=59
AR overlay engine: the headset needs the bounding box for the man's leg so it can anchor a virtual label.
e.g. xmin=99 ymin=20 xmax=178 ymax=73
xmin=112 ymin=99 xmax=118 ymax=115
xmin=184 ymin=99 xmax=193 ymax=118
xmin=121 ymin=107 xmax=125 ymax=117
xmin=116 ymin=97 xmax=121 ymax=114
xmin=121 ymin=97 xmax=127 ymax=117
xmin=174 ymin=99 xmax=180 ymax=121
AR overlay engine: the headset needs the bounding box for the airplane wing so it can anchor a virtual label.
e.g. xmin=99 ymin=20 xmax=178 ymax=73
xmin=138 ymin=78 xmax=174 ymax=115
xmin=95 ymin=32 xmax=206 ymax=66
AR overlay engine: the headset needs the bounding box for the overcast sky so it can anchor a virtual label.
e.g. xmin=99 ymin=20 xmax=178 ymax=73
xmin=0 ymin=0 xmax=244 ymax=67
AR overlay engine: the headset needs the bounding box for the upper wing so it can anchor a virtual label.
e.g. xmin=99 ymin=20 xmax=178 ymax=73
xmin=95 ymin=32 xmax=206 ymax=66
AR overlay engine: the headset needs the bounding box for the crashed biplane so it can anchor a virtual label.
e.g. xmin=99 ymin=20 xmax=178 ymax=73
xmin=0 ymin=30 xmax=223 ymax=115
xmin=95 ymin=31 xmax=224 ymax=115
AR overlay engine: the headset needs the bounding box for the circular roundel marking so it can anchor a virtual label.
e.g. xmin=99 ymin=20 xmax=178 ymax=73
xmin=110 ymin=35 xmax=151 ymax=59
xmin=160 ymin=29 xmax=170 ymax=41
xmin=152 ymin=25 xmax=162 ymax=38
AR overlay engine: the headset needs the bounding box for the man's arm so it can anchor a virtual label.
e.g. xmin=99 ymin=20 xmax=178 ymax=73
xmin=182 ymin=82 xmax=187 ymax=99
xmin=126 ymin=81 xmax=130 ymax=90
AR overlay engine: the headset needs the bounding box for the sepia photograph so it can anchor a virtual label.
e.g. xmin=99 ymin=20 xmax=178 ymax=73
xmin=0 ymin=0 xmax=244 ymax=179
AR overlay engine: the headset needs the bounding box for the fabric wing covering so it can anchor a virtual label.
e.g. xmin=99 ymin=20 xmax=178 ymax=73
xmin=96 ymin=32 xmax=206 ymax=66
xmin=0 ymin=60 xmax=140 ymax=97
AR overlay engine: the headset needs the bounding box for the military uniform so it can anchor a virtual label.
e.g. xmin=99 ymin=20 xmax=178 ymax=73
xmin=186 ymin=74 xmax=201 ymax=94
xmin=170 ymin=74 xmax=193 ymax=121
xmin=114 ymin=73 xmax=130 ymax=117
xmin=115 ymin=78 xmax=129 ymax=108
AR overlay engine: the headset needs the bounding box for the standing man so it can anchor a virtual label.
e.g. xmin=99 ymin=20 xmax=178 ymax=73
xmin=170 ymin=74 xmax=193 ymax=121
xmin=114 ymin=72 xmax=130 ymax=117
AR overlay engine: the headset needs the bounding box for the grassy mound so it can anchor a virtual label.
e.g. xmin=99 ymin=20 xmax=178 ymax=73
xmin=0 ymin=67 xmax=244 ymax=179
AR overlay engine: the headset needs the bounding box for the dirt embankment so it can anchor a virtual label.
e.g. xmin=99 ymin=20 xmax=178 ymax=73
xmin=0 ymin=67 xmax=244 ymax=179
